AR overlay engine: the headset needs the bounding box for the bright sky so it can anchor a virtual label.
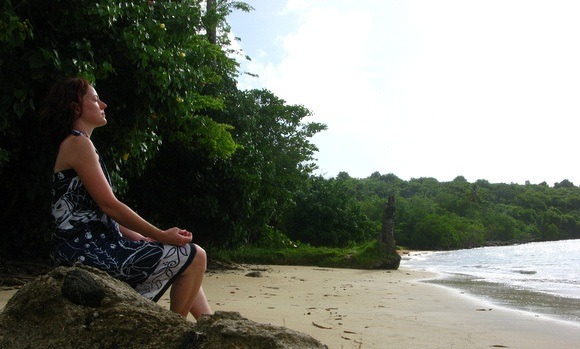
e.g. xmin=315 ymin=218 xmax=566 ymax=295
xmin=228 ymin=0 xmax=579 ymax=186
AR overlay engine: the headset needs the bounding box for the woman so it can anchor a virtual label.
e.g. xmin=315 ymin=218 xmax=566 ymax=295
xmin=43 ymin=77 xmax=212 ymax=319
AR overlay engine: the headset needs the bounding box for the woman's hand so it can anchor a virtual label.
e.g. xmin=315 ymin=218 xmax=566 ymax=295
xmin=159 ymin=228 xmax=193 ymax=246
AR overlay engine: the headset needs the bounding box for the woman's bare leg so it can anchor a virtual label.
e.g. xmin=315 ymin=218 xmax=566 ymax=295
xmin=169 ymin=245 xmax=210 ymax=317
xmin=189 ymin=286 xmax=212 ymax=319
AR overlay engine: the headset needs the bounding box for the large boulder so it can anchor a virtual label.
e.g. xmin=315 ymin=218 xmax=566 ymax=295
xmin=195 ymin=311 xmax=328 ymax=349
xmin=0 ymin=265 xmax=327 ymax=349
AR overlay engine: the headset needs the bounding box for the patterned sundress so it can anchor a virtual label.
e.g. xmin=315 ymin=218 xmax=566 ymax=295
xmin=51 ymin=131 xmax=195 ymax=302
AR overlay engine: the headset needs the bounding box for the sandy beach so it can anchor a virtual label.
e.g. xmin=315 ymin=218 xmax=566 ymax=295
xmin=2 ymin=265 xmax=579 ymax=348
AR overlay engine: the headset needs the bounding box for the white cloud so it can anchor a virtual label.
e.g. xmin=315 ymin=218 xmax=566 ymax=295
xmin=232 ymin=0 xmax=580 ymax=185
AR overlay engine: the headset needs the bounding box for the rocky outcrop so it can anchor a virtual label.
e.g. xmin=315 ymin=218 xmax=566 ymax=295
xmin=195 ymin=311 xmax=327 ymax=349
xmin=0 ymin=265 xmax=327 ymax=349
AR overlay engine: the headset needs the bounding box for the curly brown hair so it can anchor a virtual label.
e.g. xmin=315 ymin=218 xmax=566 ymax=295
xmin=41 ymin=77 xmax=91 ymax=146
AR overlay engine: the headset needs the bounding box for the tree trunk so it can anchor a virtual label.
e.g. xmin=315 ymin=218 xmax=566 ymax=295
xmin=380 ymin=195 xmax=397 ymax=249
xmin=206 ymin=0 xmax=217 ymax=44
xmin=376 ymin=195 xmax=401 ymax=269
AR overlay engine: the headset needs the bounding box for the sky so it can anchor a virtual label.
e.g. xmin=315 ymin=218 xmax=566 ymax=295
xmin=227 ymin=0 xmax=580 ymax=186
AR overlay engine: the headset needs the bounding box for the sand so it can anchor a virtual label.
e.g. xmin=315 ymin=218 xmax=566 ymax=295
xmin=2 ymin=265 xmax=579 ymax=349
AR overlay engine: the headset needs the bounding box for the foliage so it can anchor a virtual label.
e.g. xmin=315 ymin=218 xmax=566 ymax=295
xmin=0 ymin=0 xmax=246 ymax=257
xmin=281 ymin=175 xmax=375 ymax=247
xmin=332 ymin=172 xmax=580 ymax=250
xmin=214 ymin=89 xmax=326 ymax=243
xmin=211 ymin=240 xmax=399 ymax=269
xmin=275 ymin=171 xmax=578 ymax=251
xmin=124 ymin=89 xmax=326 ymax=248
xmin=1 ymin=0 xmax=578 ymax=261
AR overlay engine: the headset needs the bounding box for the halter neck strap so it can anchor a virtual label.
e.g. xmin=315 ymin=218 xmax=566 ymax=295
xmin=70 ymin=130 xmax=88 ymax=137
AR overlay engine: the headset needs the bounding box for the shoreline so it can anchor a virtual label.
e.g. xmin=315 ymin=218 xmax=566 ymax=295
xmin=425 ymin=273 xmax=580 ymax=324
xmin=400 ymin=244 xmax=580 ymax=325
xmin=2 ymin=265 xmax=580 ymax=348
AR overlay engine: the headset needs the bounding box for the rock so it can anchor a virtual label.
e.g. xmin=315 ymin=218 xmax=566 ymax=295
xmin=196 ymin=311 xmax=327 ymax=349
xmin=245 ymin=271 xmax=263 ymax=277
xmin=0 ymin=265 xmax=327 ymax=349
xmin=61 ymin=268 xmax=105 ymax=307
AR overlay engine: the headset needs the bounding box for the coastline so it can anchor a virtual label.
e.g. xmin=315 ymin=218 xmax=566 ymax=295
xmin=426 ymin=274 xmax=580 ymax=324
xmin=2 ymin=265 xmax=580 ymax=348
xmin=400 ymin=242 xmax=580 ymax=325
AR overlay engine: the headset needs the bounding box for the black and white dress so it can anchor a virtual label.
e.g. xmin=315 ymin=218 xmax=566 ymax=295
xmin=51 ymin=132 xmax=195 ymax=302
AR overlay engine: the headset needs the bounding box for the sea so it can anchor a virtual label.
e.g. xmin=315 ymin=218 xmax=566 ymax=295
xmin=401 ymin=239 xmax=580 ymax=324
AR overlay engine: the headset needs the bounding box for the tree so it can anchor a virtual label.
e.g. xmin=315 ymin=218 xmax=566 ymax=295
xmin=413 ymin=213 xmax=484 ymax=249
xmin=0 ymin=0 xmax=247 ymax=257
xmin=220 ymin=90 xmax=326 ymax=239
xmin=282 ymin=176 xmax=375 ymax=247
xmin=126 ymin=89 xmax=326 ymax=248
xmin=554 ymin=179 xmax=575 ymax=188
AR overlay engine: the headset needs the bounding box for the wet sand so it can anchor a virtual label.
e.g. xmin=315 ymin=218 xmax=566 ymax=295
xmin=428 ymin=275 xmax=580 ymax=324
xmin=2 ymin=265 xmax=579 ymax=348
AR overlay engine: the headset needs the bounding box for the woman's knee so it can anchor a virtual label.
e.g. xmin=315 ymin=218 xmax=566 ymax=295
xmin=192 ymin=244 xmax=207 ymax=271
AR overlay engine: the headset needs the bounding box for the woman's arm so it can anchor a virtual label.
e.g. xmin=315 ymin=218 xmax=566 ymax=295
xmin=119 ymin=225 xmax=155 ymax=242
xmin=63 ymin=136 xmax=191 ymax=246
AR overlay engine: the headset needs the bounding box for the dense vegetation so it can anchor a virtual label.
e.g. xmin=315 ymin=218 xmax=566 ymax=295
xmin=1 ymin=0 xmax=578 ymax=262
xmin=307 ymin=173 xmax=580 ymax=250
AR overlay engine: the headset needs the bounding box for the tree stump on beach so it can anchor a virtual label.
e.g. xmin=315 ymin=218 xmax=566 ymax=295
xmin=375 ymin=195 xmax=401 ymax=269
xmin=380 ymin=195 xmax=397 ymax=249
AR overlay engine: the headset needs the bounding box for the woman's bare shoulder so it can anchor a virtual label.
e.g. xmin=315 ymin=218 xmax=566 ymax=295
xmin=54 ymin=135 xmax=97 ymax=173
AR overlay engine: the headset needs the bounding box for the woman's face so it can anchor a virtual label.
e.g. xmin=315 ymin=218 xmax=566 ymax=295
xmin=79 ymin=85 xmax=108 ymax=127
